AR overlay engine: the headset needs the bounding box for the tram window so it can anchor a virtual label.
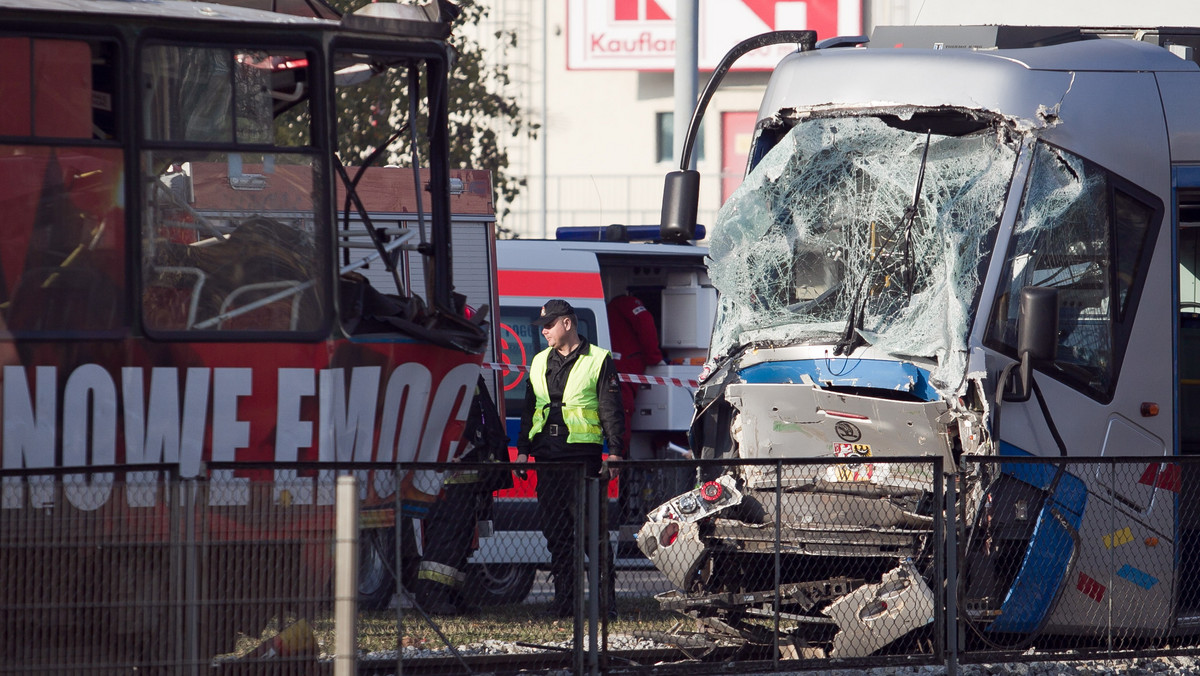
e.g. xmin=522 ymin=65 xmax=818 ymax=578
xmin=0 ymin=35 xmax=125 ymax=335
xmin=0 ymin=145 xmax=126 ymax=334
xmin=0 ymin=37 xmax=118 ymax=140
xmin=986 ymin=143 xmax=1158 ymax=402
xmin=140 ymin=44 xmax=328 ymax=336
xmin=1113 ymin=189 xmax=1154 ymax=320
xmin=142 ymin=46 xmax=310 ymax=146
xmin=141 ymin=154 xmax=326 ymax=333
xmin=1180 ymin=192 xmax=1200 ymax=449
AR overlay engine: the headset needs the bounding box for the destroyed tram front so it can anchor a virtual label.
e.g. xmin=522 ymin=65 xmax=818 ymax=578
xmin=639 ymin=32 xmax=1193 ymax=657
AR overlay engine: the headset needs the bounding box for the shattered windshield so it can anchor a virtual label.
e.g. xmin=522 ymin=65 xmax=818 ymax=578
xmin=708 ymin=112 xmax=1020 ymax=390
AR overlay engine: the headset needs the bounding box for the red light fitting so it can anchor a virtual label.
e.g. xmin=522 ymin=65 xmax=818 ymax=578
xmin=660 ymin=522 xmax=679 ymax=547
xmin=700 ymin=481 xmax=723 ymax=502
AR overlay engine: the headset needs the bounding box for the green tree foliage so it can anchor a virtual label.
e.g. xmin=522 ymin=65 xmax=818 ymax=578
xmin=322 ymin=0 xmax=536 ymax=224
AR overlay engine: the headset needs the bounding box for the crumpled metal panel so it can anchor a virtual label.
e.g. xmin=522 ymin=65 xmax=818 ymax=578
xmin=823 ymin=559 xmax=935 ymax=657
xmin=726 ymin=381 xmax=951 ymax=490
xmin=637 ymin=519 xmax=709 ymax=590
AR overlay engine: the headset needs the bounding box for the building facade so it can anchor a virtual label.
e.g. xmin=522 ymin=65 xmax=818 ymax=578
xmin=480 ymin=0 xmax=1200 ymax=239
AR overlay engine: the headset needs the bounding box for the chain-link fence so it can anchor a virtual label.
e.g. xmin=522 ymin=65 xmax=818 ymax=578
xmin=391 ymin=455 xmax=1200 ymax=675
xmin=955 ymin=455 xmax=1200 ymax=667
xmin=385 ymin=457 xmax=947 ymax=675
xmin=9 ymin=456 xmax=1200 ymax=675
xmin=1 ymin=465 xmax=187 ymax=672
xmin=0 ymin=463 xmax=369 ymax=675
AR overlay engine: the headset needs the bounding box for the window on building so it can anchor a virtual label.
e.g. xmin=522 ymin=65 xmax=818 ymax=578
xmin=657 ymin=112 xmax=705 ymax=164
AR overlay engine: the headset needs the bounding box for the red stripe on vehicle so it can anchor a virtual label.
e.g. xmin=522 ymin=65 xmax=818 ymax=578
xmin=498 ymin=270 xmax=605 ymax=299
xmin=1076 ymin=572 xmax=1105 ymax=603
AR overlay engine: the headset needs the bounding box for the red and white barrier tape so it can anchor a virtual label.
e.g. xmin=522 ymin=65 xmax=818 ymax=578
xmin=482 ymin=361 xmax=698 ymax=389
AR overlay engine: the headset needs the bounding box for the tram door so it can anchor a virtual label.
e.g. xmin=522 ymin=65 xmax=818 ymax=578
xmin=1176 ymin=176 xmax=1200 ymax=616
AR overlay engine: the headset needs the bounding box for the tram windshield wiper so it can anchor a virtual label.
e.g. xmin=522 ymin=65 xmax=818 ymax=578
xmin=834 ymin=129 xmax=931 ymax=357
xmin=900 ymin=130 xmax=932 ymax=295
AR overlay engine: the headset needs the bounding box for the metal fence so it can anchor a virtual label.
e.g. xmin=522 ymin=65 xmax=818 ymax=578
xmin=6 ymin=456 xmax=1200 ymax=674
xmin=386 ymin=455 xmax=1200 ymax=675
xmin=954 ymin=455 xmax=1200 ymax=667
xmin=381 ymin=457 xmax=947 ymax=675
xmin=0 ymin=463 xmax=364 ymax=675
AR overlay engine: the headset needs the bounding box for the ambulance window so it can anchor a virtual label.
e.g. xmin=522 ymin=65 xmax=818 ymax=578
xmin=986 ymin=143 xmax=1159 ymax=402
xmin=498 ymin=305 xmax=598 ymax=416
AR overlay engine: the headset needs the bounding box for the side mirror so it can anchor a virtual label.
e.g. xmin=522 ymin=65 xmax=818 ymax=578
xmin=660 ymin=170 xmax=700 ymax=243
xmin=657 ymin=30 xmax=816 ymax=245
xmin=1004 ymin=286 xmax=1058 ymax=402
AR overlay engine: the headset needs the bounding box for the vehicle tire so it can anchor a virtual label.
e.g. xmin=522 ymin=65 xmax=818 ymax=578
xmin=358 ymin=528 xmax=397 ymax=610
xmin=464 ymin=562 xmax=536 ymax=606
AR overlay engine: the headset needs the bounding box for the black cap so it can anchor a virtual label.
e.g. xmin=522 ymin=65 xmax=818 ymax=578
xmin=532 ymin=299 xmax=575 ymax=328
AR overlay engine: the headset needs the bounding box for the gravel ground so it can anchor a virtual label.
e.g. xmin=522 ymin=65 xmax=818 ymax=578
xmin=375 ymin=634 xmax=1200 ymax=675
xmin=800 ymin=659 xmax=1200 ymax=676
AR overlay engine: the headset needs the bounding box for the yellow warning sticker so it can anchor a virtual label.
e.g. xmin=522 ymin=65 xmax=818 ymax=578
xmin=1103 ymin=527 xmax=1134 ymax=549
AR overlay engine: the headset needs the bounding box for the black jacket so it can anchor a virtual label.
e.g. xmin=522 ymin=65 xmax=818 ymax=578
xmin=517 ymin=338 xmax=625 ymax=460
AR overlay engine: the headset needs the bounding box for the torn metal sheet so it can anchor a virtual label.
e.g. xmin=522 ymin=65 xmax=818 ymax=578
xmin=637 ymin=519 xmax=709 ymax=590
xmin=823 ymin=560 xmax=935 ymax=658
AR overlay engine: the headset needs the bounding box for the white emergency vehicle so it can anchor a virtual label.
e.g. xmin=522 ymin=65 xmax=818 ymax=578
xmin=465 ymin=225 xmax=714 ymax=604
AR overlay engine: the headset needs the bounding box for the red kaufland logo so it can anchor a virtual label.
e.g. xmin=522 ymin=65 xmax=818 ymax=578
xmin=569 ymin=0 xmax=859 ymax=71
xmin=613 ymin=0 xmax=670 ymax=21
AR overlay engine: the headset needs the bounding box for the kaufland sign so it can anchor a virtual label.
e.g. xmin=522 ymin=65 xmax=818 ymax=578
xmin=567 ymin=0 xmax=861 ymax=70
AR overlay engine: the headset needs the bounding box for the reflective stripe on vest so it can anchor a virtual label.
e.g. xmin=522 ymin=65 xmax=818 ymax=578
xmin=528 ymin=346 xmax=608 ymax=445
xmin=443 ymin=469 xmax=482 ymax=485
xmin=417 ymin=560 xmax=465 ymax=587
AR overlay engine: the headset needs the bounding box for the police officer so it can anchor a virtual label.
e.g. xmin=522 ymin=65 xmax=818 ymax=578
xmin=516 ymin=299 xmax=625 ymax=618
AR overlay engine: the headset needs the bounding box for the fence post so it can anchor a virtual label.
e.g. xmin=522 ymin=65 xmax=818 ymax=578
xmin=587 ymin=474 xmax=601 ymax=676
xmin=773 ymin=459 xmax=782 ymax=669
xmin=1106 ymin=457 xmax=1114 ymax=655
xmin=572 ymin=464 xmax=585 ymax=675
xmin=945 ymin=465 xmax=959 ymax=676
xmin=395 ymin=467 xmax=404 ymax=676
xmin=183 ymin=478 xmax=199 ymax=675
xmin=335 ymin=475 xmax=359 ymax=676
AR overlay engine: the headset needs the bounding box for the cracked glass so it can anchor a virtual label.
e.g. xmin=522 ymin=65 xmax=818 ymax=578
xmin=987 ymin=142 xmax=1156 ymax=400
xmin=708 ymin=112 xmax=1020 ymax=391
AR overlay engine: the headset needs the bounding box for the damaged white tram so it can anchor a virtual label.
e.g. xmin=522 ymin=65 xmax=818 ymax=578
xmin=641 ymin=26 xmax=1200 ymax=656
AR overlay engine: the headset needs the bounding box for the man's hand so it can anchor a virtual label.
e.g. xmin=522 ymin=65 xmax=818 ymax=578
xmin=602 ymin=455 xmax=620 ymax=481
xmin=514 ymin=453 xmax=529 ymax=480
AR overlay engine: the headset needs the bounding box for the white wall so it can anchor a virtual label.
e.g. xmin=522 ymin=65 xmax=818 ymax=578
xmin=496 ymin=0 xmax=780 ymax=239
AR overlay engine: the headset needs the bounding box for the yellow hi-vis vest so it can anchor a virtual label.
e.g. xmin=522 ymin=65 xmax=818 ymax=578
xmin=528 ymin=345 xmax=608 ymax=445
